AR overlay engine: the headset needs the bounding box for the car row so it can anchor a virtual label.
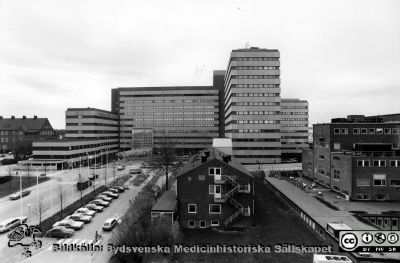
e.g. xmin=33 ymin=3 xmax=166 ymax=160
xmin=9 ymin=190 xmax=31 ymax=200
xmin=45 ymin=187 xmax=125 ymax=238
xmin=0 ymin=216 xmax=28 ymax=233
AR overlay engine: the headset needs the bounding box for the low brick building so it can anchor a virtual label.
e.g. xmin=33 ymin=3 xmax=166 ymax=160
xmin=177 ymin=148 xmax=254 ymax=229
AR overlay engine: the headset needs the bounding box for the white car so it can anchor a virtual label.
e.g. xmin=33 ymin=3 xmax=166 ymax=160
xmin=0 ymin=217 xmax=28 ymax=233
xmin=53 ymin=219 xmax=84 ymax=230
xmin=97 ymin=195 xmax=112 ymax=202
xmin=65 ymin=213 xmax=92 ymax=223
xmin=75 ymin=208 xmax=96 ymax=217
xmin=102 ymin=218 xmax=118 ymax=231
xmin=90 ymin=199 xmax=110 ymax=207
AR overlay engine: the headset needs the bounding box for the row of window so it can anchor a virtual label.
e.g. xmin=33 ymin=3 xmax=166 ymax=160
xmin=232 ymin=102 xmax=280 ymax=106
xmin=123 ymin=112 xmax=217 ymax=115
xmin=232 ymin=138 xmax=280 ymax=142
xmin=357 ymin=160 xmax=400 ymax=167
xmin=187 ymin=204 xmax=221 ymax=214
xmin=281 ymin=112 xmax=308 ymax=115
xmin=231 ymin=57 xmax=279 ymax=61
xmin=152 ymin=130 xmax=216 ymax=134
xmin=281 ymin=124 xmax=308 ymax=127
xmin=233 ymin=111 xmax=280 ymax=115
xmin=122 ymin=105 xmax=216 ymax=110
xmin=281 ymin=106 xmax=308 ymax=109
xmin=334 ymin=127 xmax=399 ymax=135
xmin=357 ymin=177 xmax=400 ymax=187
xmin=187 ymin=220 xmax=219 ymax=228
xmin=121 ymin=99 xmax=218 ymax=104
xmin=281 ymin=118 xmax=308 ymax=121
xmin=231 ymin=93 xmax=279 ymax=97
xmin=131 ymin=124 xmax=218 ymax=127
xmin=66 ymin=115 xmax=118 ymax=121
xmin=231 ymin=84 xmax=279 ymax=88
xmin=234 ymin=120 xmax=280 ymax=124
xmin=131 ymin=118 xmax=217 ymax=122
xmin=229 ymin=129 xmax=281 ymax=133
xmin=66 ymin=123 xmax=119 ymax=127
xmin=231 ymin=75 xmax=279 ymax=79
xmin=121 ymin=94 xmax=217 ymax=98
xmin=231 ymin=66 xmax=279 ymax=70
xmin=0 ymin=131 xmax=25 ymax=136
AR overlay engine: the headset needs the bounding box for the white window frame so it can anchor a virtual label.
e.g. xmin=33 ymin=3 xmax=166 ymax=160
xmin=188 ymin=204 xmax=197 ymax=214
xmin=188 ymin=220 xmax=195 ymax=228
xmin=209 ymin=204 xmax=222 ymax=214
xmin=209 ymin=167 xmax=222 ymax=176
xmin=199 ymin=220 xmax=206 ymax=228
xmin=334 ymin=128 xmax=340 ymax=134
xmin=361 ymin=128 xmax=367 ymax=134
xmin=373 ymin=174 xmax=386 ymax=186
xmin=341 ymin=128 xmax=348 ymax=134
xmin=369 ymin=128 xmax=375 ymax=134
xmin=353 ymin=128 xmax=360 ymax=134
xmin=210 ymin=220 xmax=219 ymax=227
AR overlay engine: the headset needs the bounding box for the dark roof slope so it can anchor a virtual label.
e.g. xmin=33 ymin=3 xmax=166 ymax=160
xmin=151 ymin=191 xmax=177 ymax=212
xmin=177 ymin=147 xmax=252 ymax=178
xmin=0 ymin=118 xmax=49 ymax=131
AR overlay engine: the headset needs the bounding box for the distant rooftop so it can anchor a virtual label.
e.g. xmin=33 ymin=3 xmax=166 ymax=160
xmin=0 ymin=116 xmax=49 ymax=131
xmin=315 ymin=114 xmax=400 ymax=125
xmin=177 ymin=147 xmax=252 ymax=178
xmin=233 ymin=47 xmax=279 ymax=52
xmin=115 ymin=86 xmax=215 ymax=92
xmin=66 ymin=107 xmax=115 ymax=114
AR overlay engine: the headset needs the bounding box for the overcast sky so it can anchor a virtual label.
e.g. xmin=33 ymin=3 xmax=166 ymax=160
xmin=1 ymin=0 xmax=399 ymax=129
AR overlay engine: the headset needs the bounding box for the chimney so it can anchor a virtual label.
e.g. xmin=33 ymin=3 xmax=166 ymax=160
xmin=34 ymin=115 xmax=37 ymax=120
xmin=222 ymin=155 xmax=231 ymax=163
xmin=11 ymin=115 xmax=15 ymax=120
xmin=22 ymin=115 xmax=26 ymax=120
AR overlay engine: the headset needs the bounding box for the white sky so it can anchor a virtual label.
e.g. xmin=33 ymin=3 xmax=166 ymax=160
xmin=1 ymin=0 xmax=399 ymax=129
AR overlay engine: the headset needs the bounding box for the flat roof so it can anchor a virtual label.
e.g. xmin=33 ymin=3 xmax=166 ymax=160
xmin=116 ymin=86 xmax=215 ymax=92
xmin=151 ymin=191 xmax=177 ymax=212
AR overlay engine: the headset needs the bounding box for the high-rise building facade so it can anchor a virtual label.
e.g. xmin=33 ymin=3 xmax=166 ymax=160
xmin=224 ymin=48 xmax=282 ymax=164
xmin=112 ymin=86 xmax=220 ymax=154
xmin=280 ymin=99 xmax=309 ymax=161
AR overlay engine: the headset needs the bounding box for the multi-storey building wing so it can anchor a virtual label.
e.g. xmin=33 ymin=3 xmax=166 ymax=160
xmin=224 ymin=47 xmax=282 ymax=164
xmin=0 ymin=115 xmax=55 ymax=157
xmin=30 ymin=108 xmax=119 ymax=170
xmin=112 ymin=86 xmax=220 ymax=155
xmin=280 ymin=99 xmax=309 ymax=161
xmin=177 ymin=148 xmax=254 ymax=229
xmin=303 ymin=115 xmax=400 ymax=201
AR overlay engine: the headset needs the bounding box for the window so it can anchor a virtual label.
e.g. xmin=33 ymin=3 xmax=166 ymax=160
xmin=188 ymin=220 xmax=195 ymax=228
xmin=209 ymin=185 xmax=215 ymax=194
xmin=389 ymin=160 xmax=398 ymax=167
xmin=199 ymin=221 xmax=206 ymax=228
xmin=209 ymin=168 xmax=221 ymax=176
xmin=211 ymin=220 xmax=219 ymax=227
xmin=390 ymin=180 xmax=400 ymax=186
xmin=188 ymin=204 xmax=197 ymax=213
xmin=317 ymin=168 xmax=325 ymax=175
xmin=357 ymin=160 xmax=370 ymax=167
xmin=373 ymin=160 xmax=386 ymax=167
xmin=198 ymin=175 xmax=205 ymax=181
xmin=333 ymin=170 xmax=340 ymax=180
xmin=188 ymin=177 xmax=192 ymax=181
xmin=357 ymin=194 xmax=363 ymax=200
xmin=364 ymin=194 xmax=370 ymax=200
xmin=384 ymin=128 xmax=391 ymax=134
xmin=333 ymin=142 xmax=341 ymax=150
xmin=376 ymin=194 xmax=385 ymax=201
xmin=334 ymin=128 xmax=340 ymax=134
xmin=392 ymin=128 xmax=399 ymax=134
xmin=373 ymin=174 xmax=386 ymax=186
xmin=353 ymin=128 xmax=360 ymax=134
xmin=318 ymin=155 xmax=325 ymax=160
xmin=361 ymin=128 xmax=367 ymax=134
xmin=393 ymin=143 xmax=399 ymax=149
xmin=376 ymin=128 xmax=383 ymax=134
xmin=357 ymin=179 xmax=370 ymax=186
xmin=341 ymin=128 xmax=348 ymax=134
xmin=369 ymin=128 xmax=375 ymax=134
xmin=209 ymin=204 xmax=221 ymax=214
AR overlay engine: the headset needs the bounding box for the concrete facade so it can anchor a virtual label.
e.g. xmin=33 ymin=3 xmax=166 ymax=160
xmin=224 ymin=47 xmax=282 ymax=164
xmin=280 ymin=99 xmax=309 ymax=161
xmin=112 ymin=86 xmax=220 ymax=154
xmin=31 ymin=108 xmax=119 ymax=168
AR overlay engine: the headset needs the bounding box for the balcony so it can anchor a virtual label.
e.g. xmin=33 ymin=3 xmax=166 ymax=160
xmin=214 ymin=174 xmax=226 ymax=184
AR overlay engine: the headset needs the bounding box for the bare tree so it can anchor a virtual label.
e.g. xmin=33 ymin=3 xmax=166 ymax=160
xmin=57 ymin=184 xmax=66 ymax=219
xmin=33 ymin=197 xmax=46 ymax=228
xmin=147 ymin=133 xmax=179 ymax=191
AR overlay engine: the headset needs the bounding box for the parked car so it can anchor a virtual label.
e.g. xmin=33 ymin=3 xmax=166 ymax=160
xmin=0 ymin=216 xmax=28 ymax=233
xmin=102 ymin=218 xmax=118 ymax=231
xmin=108 ymin=188 xmax=122 ymax=194
xmin=129 ymin=168 xmax=142 ymax=174
xmin=88 ymin=174 xmax=99 ymax=180
xmin=75 ymin=208 xmax=96 ymax=217
xmin=97 ymin=195 xmax=112 ymax=202
xmin=77 ymin=180 xmax=92 ymax=190
xmin=9 ymin=190 xmax=31 ymax=200
xmin=90 ymin=199 xmax=110 ymax=207
xmin=53 ymin=219 xmax=84 ymax=230
xmin=65 ymin=213 xmax=92 ymax=223
xmin=117 ymin=166 xmax=125 ymax=171
xmin=114 ymin=186 xmax=125 ymax=192
xmin=84 ymin=203 xmax=103 ymax=212
xmin=102 ymin=191 xmax=119 ymax=199
xmin=45 ymin=226 xmax=74 ymax=238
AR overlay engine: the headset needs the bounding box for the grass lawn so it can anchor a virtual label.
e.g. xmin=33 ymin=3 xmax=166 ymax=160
xmin=0 ymin=175 xmax=49 ymax=198
xmin=168 ymin=179 xmax=332 ymax=263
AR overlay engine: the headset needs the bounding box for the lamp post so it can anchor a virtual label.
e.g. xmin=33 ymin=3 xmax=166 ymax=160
xmin=17 ymin=170 xmax=22 ymax=217
xmin=27 ymin=204 xmax=31 ymax=223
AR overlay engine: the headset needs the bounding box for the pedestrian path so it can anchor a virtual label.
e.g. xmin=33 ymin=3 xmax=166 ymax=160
xmin=47 ymin=238 xmax=102 ymax=250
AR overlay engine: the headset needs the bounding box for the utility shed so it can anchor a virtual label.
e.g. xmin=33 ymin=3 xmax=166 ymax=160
xmin=151 ymin=191 xmax=177 ymax=228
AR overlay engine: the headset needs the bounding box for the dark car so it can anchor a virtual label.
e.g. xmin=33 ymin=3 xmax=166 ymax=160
xmin=108 ymin=188 xmax=122 ymax=194
xmin=88 ymin=174 xmax=99 ymax=180
xmin=45 ymin=226 xmax=74 ymax=238
xmin=115 ymin=186 xmax=125 ymax=192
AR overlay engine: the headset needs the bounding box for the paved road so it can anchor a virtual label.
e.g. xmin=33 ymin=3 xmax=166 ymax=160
xmin=0 ymin=161 xmax=142 ymax=263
